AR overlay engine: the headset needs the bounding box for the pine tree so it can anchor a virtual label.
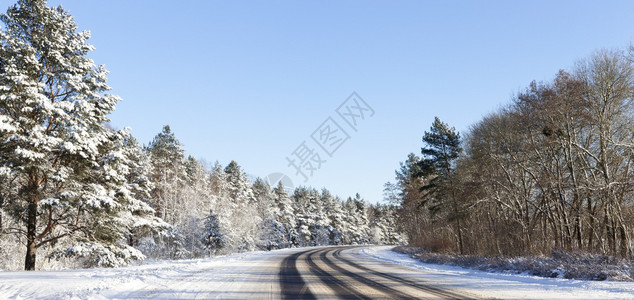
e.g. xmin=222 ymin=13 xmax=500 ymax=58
xmin=201 ymin=210 xmax=225 ymax=256
xmin=215 ymin=161 xmax=259 ymax=251
xmin=368 ymin=203 xmax=403 ymax=245
xmin=0 ymin=0 xmax=122 ymax=270
xmin=224 ymin=160 xmax=256 ymax=204
xmin=324 ymin=193 xmax=345 ymax=245
xmin=145 ymin=125 xmax=186 ymax=223
xmin=177 ymin=156 xmax=215 ymax=258
xmin=117 ymin=131 xmax=171 ymax=257
xmin=252 ymin=178 xmax=280 ymax=249
xmin=343 ymin=194 xmax=370 ymax=244
xmin=312 ymin=189 xmax=332 ymax=245
xmin=419 ymin=117 xmax=464 ymax=254
xmin=272 ymin=181 xmax=297 ymax=248
xmin=292 ymin=187 xmax=317 ymax=246
xmin=53 ymin=129 xmax=168 ymax=268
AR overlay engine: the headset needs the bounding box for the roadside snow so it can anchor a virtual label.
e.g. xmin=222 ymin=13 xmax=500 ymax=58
xmin=359 ymin=246 xmax=634 ymax=299
xmin=0 ymin=249 xmax=292 ymax=300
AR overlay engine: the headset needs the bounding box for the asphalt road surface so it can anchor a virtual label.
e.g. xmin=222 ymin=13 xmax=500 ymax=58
xmin=115 ymin=246 xmax=477 ymax=299
xmin=278 ymin=246 xmax=474 ymax=299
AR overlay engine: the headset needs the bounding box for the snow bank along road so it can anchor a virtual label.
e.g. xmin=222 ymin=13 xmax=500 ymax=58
xmin=2 ymin=246 xmax=634 ymax=299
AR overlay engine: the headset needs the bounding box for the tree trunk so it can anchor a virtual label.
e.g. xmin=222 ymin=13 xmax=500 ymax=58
xmin=0 ymin=195 xmax=3 ymax=233
xmin=587 ymin=198 xmax=594 ymax=251
xmin=574 ymin=215 xmax=582 ymax=250
xmin=456 ymin=218 xmax=465 ymax=254
xmin=619 ymin=225 xmax=629 ymax=258
xmin=25 ymin=200 xmax=38 ymax=271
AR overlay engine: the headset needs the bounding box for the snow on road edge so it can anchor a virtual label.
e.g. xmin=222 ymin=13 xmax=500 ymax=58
xmin=0 ymin=248 xmax=300 ymax=300
xmin=357 ymin=246 xmax=634 ymax=299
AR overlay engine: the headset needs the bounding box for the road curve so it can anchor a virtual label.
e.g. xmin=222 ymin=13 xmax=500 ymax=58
xmin=280 ymin=246 xmax=476 ymax=299
xmin=110 ymin=246 xmax=478 ymax=299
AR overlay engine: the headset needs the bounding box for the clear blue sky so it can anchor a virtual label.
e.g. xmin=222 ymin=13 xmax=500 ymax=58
xmin=9 ymin=0 xmax=634 ymax=203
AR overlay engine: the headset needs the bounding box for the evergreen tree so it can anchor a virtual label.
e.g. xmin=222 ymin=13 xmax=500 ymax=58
xmin=224 ymin=160 xmax=256 ymax=204
xmin=343 ymin=194 xmax=370 ymax=244
xmin=419 ymin=117 xmax=464 ymax=253
xmin=143 ymin=125 xmax=190 ymax=258
xmin=0 ymin=0 xmax=122 ymax=270
xmin=272 ymin=181 xmax=297 ymax=248
xmin=145 ymin=125 xmax=186 ymax=223
xmin=53 ymin=129 xmax=168 ymax=268
xmin=325 ymin=194 xmax=346 ymax=245
xmin=201 ymin=210 xmax=225 ymax=256
xmin=217 ymin=161 xmax=259 ymax=251
xmin=252 ymin=178 xmax=279 ymax=249
xmin=368 ymin=204 xmax=403 ymax=245
xmin=119 ymin=132 xmax=171 ymax=258
xmin=293 ymin=187 xmax=321 ymax=246
xmin=178 ymin=156 xmax=213 ymax=258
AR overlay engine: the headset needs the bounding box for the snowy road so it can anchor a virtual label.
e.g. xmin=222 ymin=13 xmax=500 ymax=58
xmin=279 ymin=247 xmax=472 ymax=299
xmin=114 ymin=246 xmax=474 ymax=299
xmin=2 ymin=246 xmax=634 ymax=299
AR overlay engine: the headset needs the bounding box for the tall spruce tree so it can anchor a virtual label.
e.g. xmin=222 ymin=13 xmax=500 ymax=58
xmin=0 ymin=0 xmax=123 ymax=270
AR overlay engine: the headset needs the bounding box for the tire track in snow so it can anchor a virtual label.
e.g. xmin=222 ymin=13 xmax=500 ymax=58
xmin=305 ymin=248 xmax=371 ymax=299
xmin=333 ymin=248 xmax=473 ymax=299
xmin=279 ymin=249 xmax=316 ymax=299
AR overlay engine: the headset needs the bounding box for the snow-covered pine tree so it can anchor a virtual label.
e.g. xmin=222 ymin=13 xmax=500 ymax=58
xmin=343 ymin=194 xmax=371 ymax=244
xmin=381 ymin=204 xmax=405 ymax=245
xmin=224 ymin=160 xmax=256 ymax=204
xmin=272 ymin=181 xmax=297 ymax=248
xmin=222 ymin=161 xmax=259 ymax=251
xmin=52 ymin=128 xmax=168 ymax=268
xmin=145 ymin=125 xmax=186 ymax=224
xmin=293 ymin=187 xmax=326 ymax=246
xmin=325 ymin=194 xmax=346 ymax=245
xmin=201 ymin=210 xmax=225 ymax=256
xmin=208 ymin=161 xmax=229 ymax=205
xmin=0 ymin=0 xmax=123 ymax=270
xmin=208 ymin=162 xmax=233 ymax=252
xmin=367 ymin=203 xmax=403 ymax=245
xmin=179 ymin=156 xmax=214 ymax=258
xmin=313 ymin=189 xmax=334 ymax=245
xmin=117 ymin=131 xmax=171 ymax=257
xmin=144 ymin=125 xmax=196 ymax=259
xmin=252 ymin=178 xmax=278 ymax=250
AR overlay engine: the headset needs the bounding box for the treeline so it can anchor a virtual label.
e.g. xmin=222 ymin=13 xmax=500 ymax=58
xmin=0 ymin=0 xmax=401 ymax=271
xmin=135 ymin=125 xmax=402 ymax=260
xmin=389 ymin=47 xmax=634 ymax=258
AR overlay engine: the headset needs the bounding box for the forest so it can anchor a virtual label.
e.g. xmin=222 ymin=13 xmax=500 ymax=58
xmin=5 ymin=0 xmax=634 ymax=276
xmin=0 ymin=0 xmax=402 ymax=271
xmin=389 ymin=47 xmax=634 ymax=260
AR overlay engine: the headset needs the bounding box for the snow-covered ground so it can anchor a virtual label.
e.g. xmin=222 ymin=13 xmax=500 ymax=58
xmin=1 ymin=246 xmax=633 ymax=299
xmin=0 ymin=247 xmax=300 ymax=299
xmin=360 ymin=246 xmax=634 ymax=299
